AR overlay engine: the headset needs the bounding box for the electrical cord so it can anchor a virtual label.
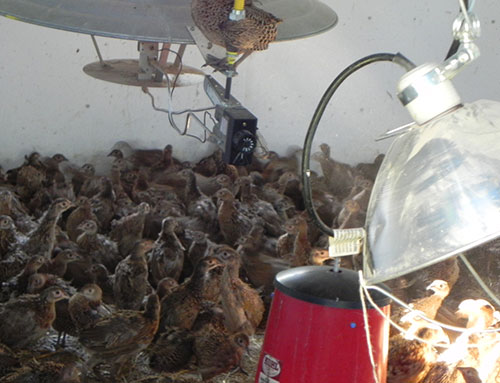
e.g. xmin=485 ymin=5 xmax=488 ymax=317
xmin=301 ymin=52 xmax=415 ymax=237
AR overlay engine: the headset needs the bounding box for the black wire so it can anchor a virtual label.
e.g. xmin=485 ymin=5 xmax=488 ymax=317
xmin=301 ymin=52 xmax=416 ymax=237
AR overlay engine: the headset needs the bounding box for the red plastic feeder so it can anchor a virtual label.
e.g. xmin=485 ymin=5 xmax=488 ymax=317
xmin=255 ymin=266 xmax=391 ymax=383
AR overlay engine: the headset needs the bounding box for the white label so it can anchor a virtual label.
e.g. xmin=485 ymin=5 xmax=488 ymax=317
xmin=262 ymin=354 xmax=281 ymax=378
xmin=259 ymin=372 xmax=280 ymax=383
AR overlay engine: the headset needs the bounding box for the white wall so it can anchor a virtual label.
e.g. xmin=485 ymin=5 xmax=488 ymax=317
xmin=1 ymin=0 xmax=500 ymax=170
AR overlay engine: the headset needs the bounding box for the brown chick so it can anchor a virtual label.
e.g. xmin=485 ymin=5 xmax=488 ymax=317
xmin=41 ymin=153 xmax=69 ymax=184
xmin=156 ymin=277 xmax=179 ymax=301
xmin=450 ymin=300 xmax=498 ymax=377
xmin=110 ymin=202 xmax=150 ymax=257
xmin=191 ymin=302 xmax=227 ymax=334
xmin=88 ymin=176 xmax=116 ymax=232
xmin=176 ymin=197 xmax=219 ymax=241
xmin=84 ymin=263 xmax=115 ymax=304
xmin=78 ymin=165 xmax=105 ymax=199
xmin=216 ymin=188 xmax=254 ymax=246
xmin=336 ymin=199 xmax=364 ymax=229
xmin=14 ymin=163 xmax=45 ymax=203
xmin=147 ymin=327 xmax=194 ymax=373
xmin=312 ymin=143 xmax=355 ymax=199
xmin=406 ymin=256 xmax=459 ymax=300
xmin=79 ymin=293 xmax=160 ymax=379
xmin=108 ymin=142 xmax=163 ymax=170
xmin=214 ymin=245 xmax=264 ymax=335
xmin=355 ymin=153 xmax=384 ymax=181
xmin=457 ymin=367 xmax=482 ymax=383
xmin=387 ymin=326 xmax=449 ymax=383
xmin=0 ymin=361 xmax=81 ymax=383
xmin=75 ymin=219 xmax=120 ymax=272
xmin=23 ymin=198 xmax=74 ymax=259
xmin=192 ymin=151 xmax=218 ymax=177
xmin=3 ymin=255 xmax=46 ymax=296
xmin=0 ymin=190 xmax=36 ymax=235
xmin=67 ymin=162 xmax=97 ymax=197
xmin=456 ymin=299 xmax=496 ymax=330
xmin=276 ymin=171 xmax=303 ymax=210
xmin=52 ymin=296 xmax=77 ymax=348
xmin=179 ymin=169 xmax=217 ymax=219
xmin=259 ymin=183 xmax=297 ymax=221
xmin=68 ymin=283 xmax=106 ymax=331
xmin=109 ymin=157 xmax=131 ymax=201
xmin=38 ymin=249 xmax=80 ymax=277
xmin=236 ymin=175 xmax=284 ymax=237
xmin=149 ymin=144 xmax=182 ymax=178
xmin=159 ymin=256 xmax=224 ymax=331
xmin=65 ymin=196 xmax=97 ymax=241
xmin=143 ymin=197 xmax=185 ymax=239
xmin=184 ymin=230 xmax=213 ymax=268
xmin=131 ymin=169 xmax=178 ymax=206
xmin=46 ymin=169 xmax=75 ymax=203
xmin=392 ymin=280 xmax=450 ymax=336
xmin=260 ymin=151 xmax=299 ymax=183
xmin=193 ymin=330 xmax=249 ymax=380
xmin=286 ymin=214 xmax=312 ymax=266
xmin=26 ymin=272 xmax=69 ymax=294
xmin=350 ymin=177 xmax=374 ymax=212
xmin=114 ymin=240 xmax=152 ymax=310
xmin=276 ymin=221 xmax=297 ymax=259
xmin=409 ymin=280 xmax=450 ymax=320
xmin=25 ymin=188 xmax=52 ymax=219
xmin=237 ymin=231 xmax=289 ymax=295
xmin=196 ymin=173 xmax=232 ymax=197
xmin=0 ymin=216 xmax=18 ymax=259
xmin=8 ymin=151 xmax=44 ymax=177
xmin=118 ymin=166 xmax=138 ymax=199
xmin=0 ymin=286 xmax=68 ymax=349
xmin=421 ymin=362 xmax=462 ymax=383
xmin=148 ymin=217 xmax=186 ymax=287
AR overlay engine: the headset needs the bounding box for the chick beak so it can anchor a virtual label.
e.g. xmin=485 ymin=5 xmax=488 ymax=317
xmin=207 ymin=262 xmax=225 ymax=271
xmin=61 ymin=291 xmax=70 ymax=299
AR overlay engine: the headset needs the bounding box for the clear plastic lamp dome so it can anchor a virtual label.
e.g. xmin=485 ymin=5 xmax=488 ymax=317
xmin=364 ymin=99 xmax=500 ymax=284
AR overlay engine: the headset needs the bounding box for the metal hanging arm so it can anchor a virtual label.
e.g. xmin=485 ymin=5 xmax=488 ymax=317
xmin=379 ymin=0 xmax=479 ymax=141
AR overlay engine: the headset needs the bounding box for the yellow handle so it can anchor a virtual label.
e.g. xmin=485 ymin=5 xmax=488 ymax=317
xmin=226 ymin=51 xmax=238 ymax=65
xmin=233 ymin=0 xmax=245 ymax=12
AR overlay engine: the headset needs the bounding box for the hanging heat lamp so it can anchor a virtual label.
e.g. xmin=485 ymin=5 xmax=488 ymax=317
xmin=258 ymin=1 xmax=500 ymax=382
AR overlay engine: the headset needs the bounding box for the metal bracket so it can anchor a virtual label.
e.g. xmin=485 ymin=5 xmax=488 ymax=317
xmin=328 ymin=228 xmax=366 ymax=258
xmin=204 ymin=76 xmax=241 ymax=108
xmin=186 ymin=25 xmax=227 ymax=65
xmin=138 ymin=42 xmax=163 ymax=82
